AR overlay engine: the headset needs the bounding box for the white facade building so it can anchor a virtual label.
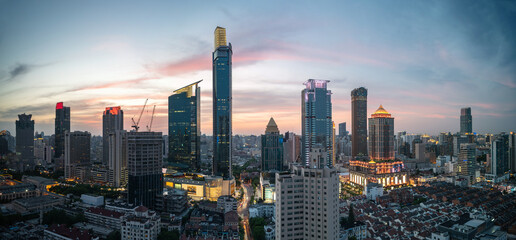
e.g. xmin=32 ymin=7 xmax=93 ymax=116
xmin=121 ymin=206 xmax=160 ymax=240
xmin=275 ymin=165 xmax=339 ymax=240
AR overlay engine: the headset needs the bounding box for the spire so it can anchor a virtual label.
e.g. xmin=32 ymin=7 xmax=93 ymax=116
xmin=265 ymin=117 xmax=279 ymax=134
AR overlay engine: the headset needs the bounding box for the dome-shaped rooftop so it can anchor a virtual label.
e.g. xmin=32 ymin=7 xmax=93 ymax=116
xmin=371 ymin=105 xmax=392 ymax=118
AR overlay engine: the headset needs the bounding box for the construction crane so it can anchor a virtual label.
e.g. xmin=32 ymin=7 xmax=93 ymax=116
xmin=146 ymin=105 xmax=156 ymax=132
xmin=131 ymin=98 xmax=148 ymax=132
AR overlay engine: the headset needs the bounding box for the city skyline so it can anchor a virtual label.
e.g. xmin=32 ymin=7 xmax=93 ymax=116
xmin=1 ymin=1 xmax=516 ymax=136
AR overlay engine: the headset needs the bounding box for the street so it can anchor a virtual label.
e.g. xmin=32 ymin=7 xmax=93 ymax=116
xmin=238 ymin=183 xmax=254 ymax=240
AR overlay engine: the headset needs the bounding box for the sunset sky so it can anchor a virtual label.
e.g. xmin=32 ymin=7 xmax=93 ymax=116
xmin=1 ymin=0 xmax=515 ymax=136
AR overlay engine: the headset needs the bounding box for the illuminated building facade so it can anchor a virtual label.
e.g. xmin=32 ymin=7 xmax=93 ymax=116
xmin=457 ymin=143 xmax=476 ymax=185
xmin=212 ymin=26 xmax=233 ymax=179
xmin=127 ymin=132 xmax=163 ymax=209
xmin=460 ymin=107 xmax=472 ymax=134
xmin=108 ymin=130 xmax=128 ymax=187
xmin=164 ymin=174 xmax=234 ymax=201
xmin=54 ymin=102 xmax=70 ymax=159
xmin=301 ymin=79 xmax=333 ymax=167
xmin=261 ymin=117 xmax=284 ymax=171
xmin=168 ymin=81 xmax=201 ymax=172
xmin=368 ymin=105 xmax=394 ymax=161
xmin=349 ymin=105 xmax=407 ymax=187
xmin=351 ymin=87 xmax=368 ymax=158
xmin=16 ymin=114 xmax=34 ymax=170
xmin=103 ymin=106 xmax=123 ymax=166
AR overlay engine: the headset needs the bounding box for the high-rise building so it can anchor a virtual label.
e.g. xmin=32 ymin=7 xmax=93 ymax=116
xmin=127 ymin=132 xmax=163 ymax=209
xmin=283 ymin=132 xmax=300 ymax=166
xmin=108 ymin=130 xmax=128 ymax=187
xmin=0 ymin=130 xmax=16 ymax=155
xmin=453 ymin=135 xmax=470 ymax=157
xmin=350 ymin=106 xmax=407 ymax=187
xmin=490 ymin=134 xmax=509 ymax=179
xmin=301 ymin=79 xmax=333 ymax=168
xmin=261 ymin=117 xmax=284 ymax=171
xmin=460 ymin=107 xmax=472 ymax=134
xmin=168 ymin=81 xmax=201 ymax=172
xmin=351 ymin=87 xmax=368 ymax=158
xmin=212 ymin=26 xmax=233 ymax=179
xmin=368 ymin=105 xmax=394 ymax=161
xmin=339 ymin=122 xmax=347 ymax=137
xmin=103 ymin=106 xmax=123 ymax=165
xmin=16 ymin=114 xmax=35 ymax=170
xmin=275 ymin=165 xmax=339 ymax=240
xmin=510 ymin=132 xmax=516 ymax=174
xmin=55 ymin=102 xmax=70 ymax=159
xmin=64 ymin=131 xmax=91 ymax=180
xmin=457 ymin=143 xmax=476 ymax=185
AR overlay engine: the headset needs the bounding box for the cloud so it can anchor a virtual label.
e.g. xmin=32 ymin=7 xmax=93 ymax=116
xmin=6 ymin=63 xmax=31 ymax=81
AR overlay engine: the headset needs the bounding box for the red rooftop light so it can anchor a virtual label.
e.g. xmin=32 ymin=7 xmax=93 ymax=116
xmin=56 ymin=102 xmax=63 ymax=110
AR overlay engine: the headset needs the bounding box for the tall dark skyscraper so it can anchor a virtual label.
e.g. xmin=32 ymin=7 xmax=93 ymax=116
xmin=510 ymin=132 xmax=516 ymax=174
xmin=302 ymin=79 xmax=333 ymax=168
xmin=168 ymin=80 xmax=201 ymax=171
xmin=16 ymin=114 xmax=34 ymax=170
xmin=55 ymin=102 xmax=70 ymax=159
xmin=212 ymin=26 xmax=232 ymax=179
xmin=338 ymin=122 xmax=347 ymax=137
xmin=128 ymin=131 xmax=163 ymax=209
xmin=460 ymin=107 xmax=472 ymax=134
xmin=64 ymin=131 xmax=91 ymax=179
xmin=491 ymin=134 xmax=509 ymax=179
xmin=103 ymin=106 xmax=123 ymax=165
xmin=351 ymin=87 xmax=368 ymax=158
xmin=261 ymin=117 xmax=284 ymax=171
xmin=368 ymin=105 xmax=395 ymax=161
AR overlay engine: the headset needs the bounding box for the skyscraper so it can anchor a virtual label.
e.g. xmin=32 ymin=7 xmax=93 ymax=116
xmin=108 ymin=130 xmax=128 ymax=187
xmin=460 ymin=107 xmax=472 ymax=134
xmin=212 ymin=26 xmax=232 ymax=179
xmin=275 ymin=165 xmax=339 ymax=240
xmin=64 ymin=131 xmax=91 ymax=179
xmin=283 ymin=132 xmax=300 ymax=166
xmin=55 ymin=102 xmax=70 ymax=159
xmin=368 ymin=105 xmax=395 ymax=161
xmin=351 ymin=87 xmax=368 ymax=158
xmin=509 ymin=132 xmax=516 ymax=174
xmin=16 ymin=114 xmax=34 ymax=170
xmin=301 ymin=79 xmax=333 ymax=168
xmin=168 ymin=80 xmax=201 ymax=172
xmin=103 ymin=106 xmax=123 ymax=165
xmin=338 ymin=122 xmax=347 ymax=137
xmin=458 ymin=143 xmax=476 ymax=185
xmin=490 ymin=134 xmax=509 ymax=180
xmin=261 ymin=117 xmax=284 ymax=171
xmin=128 ymin=131 xmax=163 ymax=209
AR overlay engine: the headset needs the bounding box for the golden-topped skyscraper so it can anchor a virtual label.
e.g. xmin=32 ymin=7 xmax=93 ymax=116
xmin=214 ymin=26 xmax=227 ymax=50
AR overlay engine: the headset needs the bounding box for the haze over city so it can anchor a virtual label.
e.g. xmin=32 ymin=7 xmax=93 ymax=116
xmin=1 ymin=0 xmax=515 ymax=135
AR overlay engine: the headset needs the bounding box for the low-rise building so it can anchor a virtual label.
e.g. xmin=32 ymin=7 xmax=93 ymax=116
xmin=217 ymin=195 xmax=237 ymax=213
xmin=81 ymin=194 xmax=104 ymax=206
xmin=84 ymin=207 xmax=124 ymax=230
xmin=249 ymin=204 xmax=275 ymax=218
xmin=121 ymin=206 xmax=160 ymax=240
xmin=44 ymin=224 xmax=96 ymax=240
xmin=0 ymin=178 xmax=38 ymax=202
xmin=13 ymin=195 xmax=64 ymax=214
xmin=365 ymin=182 xmax=383 ymax=201
xmin=156 ymin=188 xmax=188 ymax=215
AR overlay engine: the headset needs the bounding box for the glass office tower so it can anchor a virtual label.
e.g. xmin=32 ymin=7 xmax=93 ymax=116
xmin=212 ymin=26 xmax=232 ymax=179
xmin=168 ymin=80 xmax=201 ymax=172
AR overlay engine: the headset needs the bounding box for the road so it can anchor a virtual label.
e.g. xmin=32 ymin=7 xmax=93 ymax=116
xmin=238 ymin=183 xmax=254 ymax=240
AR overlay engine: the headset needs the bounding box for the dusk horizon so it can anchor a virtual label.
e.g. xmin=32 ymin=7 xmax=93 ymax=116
xmin=1 ymin=0 xmax=515 ymax=136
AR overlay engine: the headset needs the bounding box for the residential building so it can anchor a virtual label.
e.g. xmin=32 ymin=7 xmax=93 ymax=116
xmin=44 ymin=224 xmax=94 ymax=240
xmin=283 ymin=131 xmax=300 ymax=166
xmin=168 ymin=80 xmax=201 ymax=172
xmin=155 ymin=188 xmax=188 ymax=215
xmin=127 ymin=131 xmax=163 ymax=209
xmin=217 ymin=195 xmax=238 ymax=213
xmin=212 ymin=26 xmax=233 ymax=179
xmin=301 ymin=79 xmax=333 ymax=167
xmin=121 ymin=206 xmax=161 ymax=240
xmin=275 ymin=165 xmax=339 ymax=240
xmin=351 ymin=87 xmax=368 ymax=158
xmin=103 ymin=106 xmax=123 ymax=166
xmin=108 ymin=130 xmax=128 ymax=187
xmin=84 ymin=207 xmax=124 ymax=230
xmin=261 ymin=117 xmax=284 ymax=171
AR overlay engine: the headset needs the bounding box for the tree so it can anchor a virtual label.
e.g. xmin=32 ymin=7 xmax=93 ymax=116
xmin=252 ymin=226 xmax=265 ymax=240
xmin=348 ymin=204 xmax=355 ymax=224
xmin=158 ymin=229 xmax=179 ymax=240
xmin=106 ymin=231 xmax=121 ymax=240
